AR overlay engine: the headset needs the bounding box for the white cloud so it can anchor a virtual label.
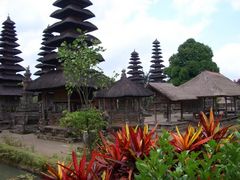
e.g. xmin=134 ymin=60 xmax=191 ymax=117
xmin=172 ymin=0 xmax=220 ymax=17
xmin=1 ymin=0 xmax=237 ymax=81
xmin=229 ymin=0 xmax=240 ymax=10
xmin=214 ymin=43 xmax=240 ymax=81
xmin=91 ymin=0 xmax=209 ymax=76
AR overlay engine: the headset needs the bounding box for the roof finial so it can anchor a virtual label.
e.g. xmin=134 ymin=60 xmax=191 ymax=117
xmin=121 ymin=69 xmax=126 ymax=78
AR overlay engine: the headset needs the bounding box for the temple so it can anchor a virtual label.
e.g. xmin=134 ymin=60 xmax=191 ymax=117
xmin=27 ymin=0 xmax=102 ymax=125
xmin=34 ymin=28 xmax=55 ymax=76
xmin=149 ymin=39 xmax=166 ymax=82
xmin=127 ymin=50 xmax=144 ymax=84
xmin=0 ymin=16 xmax=25 ymax=121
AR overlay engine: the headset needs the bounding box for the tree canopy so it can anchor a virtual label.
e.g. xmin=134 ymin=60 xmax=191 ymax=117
xmin=58 ymin=32 xmax=112 ymax=107
xmin=164 ymin=38 xmax=219 ymax=86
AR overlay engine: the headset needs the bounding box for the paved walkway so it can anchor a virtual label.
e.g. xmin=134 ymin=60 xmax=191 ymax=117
xmin=0 ymin=130 xmax=83 ymax=157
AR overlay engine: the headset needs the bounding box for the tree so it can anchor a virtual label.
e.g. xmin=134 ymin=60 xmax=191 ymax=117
xmin=58 ymin=32 xmax=111 ymax=107
xmin=164 ymin=38 xmax=219 ymax=86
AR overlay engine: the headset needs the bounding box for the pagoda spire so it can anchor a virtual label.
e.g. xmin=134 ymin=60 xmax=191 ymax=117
xmin=127 ymin=50 xmax=144 ymax=84
xmin=34 ymin=27 xmax=56 ymax=76
xmin=149 ymin=39 xmax=166 ymax=82
xmin=43 ymin=0 xmax=101 ymax=67
xmin=0 ymin=16 xmax=25 ymax=95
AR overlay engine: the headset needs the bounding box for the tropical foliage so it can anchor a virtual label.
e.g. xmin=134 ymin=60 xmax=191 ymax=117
xmin=136 ymin=131 xmax=240 ymax=180
xmin=200 ymin=108 xmax=231 ymax=142
xmin=42 ymin=109 xmax=239 ymax=179
xmin=170 ymin=125 xmax=212 ymax=152
xmin=42 ymin=124 xmax=158 ymax=180
xmin=165 ymin=38 xmax=219 ymax=85
xmin=58 ymin=31 xmax=112 ymax=107
xmin=60 ymin=108 xmax=107 ymax=151
xmin=60 ymin=108 xmax=106 ymax=137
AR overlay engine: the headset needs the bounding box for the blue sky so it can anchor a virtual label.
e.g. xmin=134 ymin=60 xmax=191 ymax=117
xmin=0 ymin=0 xmax=240 ymax=80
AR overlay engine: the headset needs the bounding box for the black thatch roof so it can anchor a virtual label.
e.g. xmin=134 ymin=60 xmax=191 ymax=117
xmin=0 ymin=85 xmax=23 ymax=96
xmin=53 ymin=0 xmax=92 ymax=9
xmin=96 ymin=70 xmax=153 ymax=98
xmin=27 ymin=69 xmax=104 ymax=91
xmin=149 ymin=39 xmax=166 ymax=82
xmin=51 ymin=5 xmax=95 ymax=20
xmin=0 ymin=16 xmax=25 ymax=96
xmin=179 ymin=71 xmax=240 ymax=97
xmin=26 ymin=69 xmax=65 ymax=91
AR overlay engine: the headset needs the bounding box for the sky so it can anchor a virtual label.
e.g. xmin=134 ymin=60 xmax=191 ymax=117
xmin=0 ymin=0 xmax=240 ymax=81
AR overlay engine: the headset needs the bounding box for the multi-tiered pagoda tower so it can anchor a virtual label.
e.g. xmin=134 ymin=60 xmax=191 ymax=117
xmin=0 ymin=17 xmax=25 ymax=114
xmin=149 ymin=39 xmax=166 ymax=82
xmin=43 ymin=0 xmax=99 ymax=68
xmin=127 ymin=50 xmax=144 ymax=85
xmin=34 ymin=28 xmax=56 ymax=76
xmin=27 ymin=0 xmax=102 ymax=125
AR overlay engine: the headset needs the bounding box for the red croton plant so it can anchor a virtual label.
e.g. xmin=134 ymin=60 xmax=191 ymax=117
xmin=170 ymin=108 xmax=232 ymax=152
xmin=200 ymin=108 xmax=231 ymax=142
xmin=42 ymin=109 xmax=232 ymax=179
xmin=170 ymin=125 xmax=212 ymax=152
xmin=42 ymin=124 xmax=158 ymax=180
xmin=95 ymin=124 xmax=158 ymax=179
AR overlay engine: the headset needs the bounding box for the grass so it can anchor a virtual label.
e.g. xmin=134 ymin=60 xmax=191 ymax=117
xmin=0 ymin=135 xmax=71 ymax=176
xmin=0 ymin=143 xmax=49 ymax=173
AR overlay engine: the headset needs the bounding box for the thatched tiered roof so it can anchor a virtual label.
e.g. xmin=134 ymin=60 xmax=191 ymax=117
xmin=127 ymin=50 xmax=144 ymax=84
xmin=0 ymin=16 xmax=24 ymax=96
xmin=30 ymin=0 xmax=103 ymax=91
xmin=96 ymin=70 xmax=153 ymax=98
xmin=34 ymin=28 xmax=56 ymax=76
xmin=43 ymin=0 xmax=99 ymax=68
xmin=27 ymin=69 xmax=100 ymax=91
xmin=27 ymin=70 xmax=65 ymax=91
xmin=149 ymin=39 xmax=166 ymax=82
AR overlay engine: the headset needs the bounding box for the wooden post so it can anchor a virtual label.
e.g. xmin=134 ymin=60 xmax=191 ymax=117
xmin=103 ymin=98 xmax=106 ymax=110
xmin=234 ymin=97 xmax=237 ymax=116
xmin=138 ymin=98 xmax=142 ymax=126
xmin=166 ymin=103 xmax=171 ymax=123
xmin=180 ymin=102 xmax=183 ymax=120
xmin=98 ymin=99 xmax=101 ymax=110
xmin=202 ymin=97 xmax=205 ymax=112
xmin=43 ymin=91 xmax=46 ymax=121
xmin=67 ymin=94 xmax=71 ymax=112
xmin=225 ymin=97 xmax=228 ymax=118
xmin=169 ymin=103 xmax=172 ymax=122
xmin=212 ymin=97 xmax=215 ymax=111
xmin=154 ymin=102 xmax=157 ymax=125
xmin=125 ymin=98 xmax=128 ymax=123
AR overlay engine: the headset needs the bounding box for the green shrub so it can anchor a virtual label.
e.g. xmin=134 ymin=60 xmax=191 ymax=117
xmin=60 ymin=108 xmax=107 ymax=136
xmin=60 ymin=108 xmax=107 ymax=151
xmin=135 ymin=131 xmax=240 ymax=180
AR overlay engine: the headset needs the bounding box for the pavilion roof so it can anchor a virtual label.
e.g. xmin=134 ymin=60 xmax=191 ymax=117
xmin=27 ymin=69 xmax=103 ymax=91
xmin=96 ymin=71 xmax=153 ymax=98
xmin=179 ymin=71 xmax=240 ymax=97
xmin=148 ymin=82 xmax=197 ymax=101
xmin=26 ymin=69 xmax=65 ymax=91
